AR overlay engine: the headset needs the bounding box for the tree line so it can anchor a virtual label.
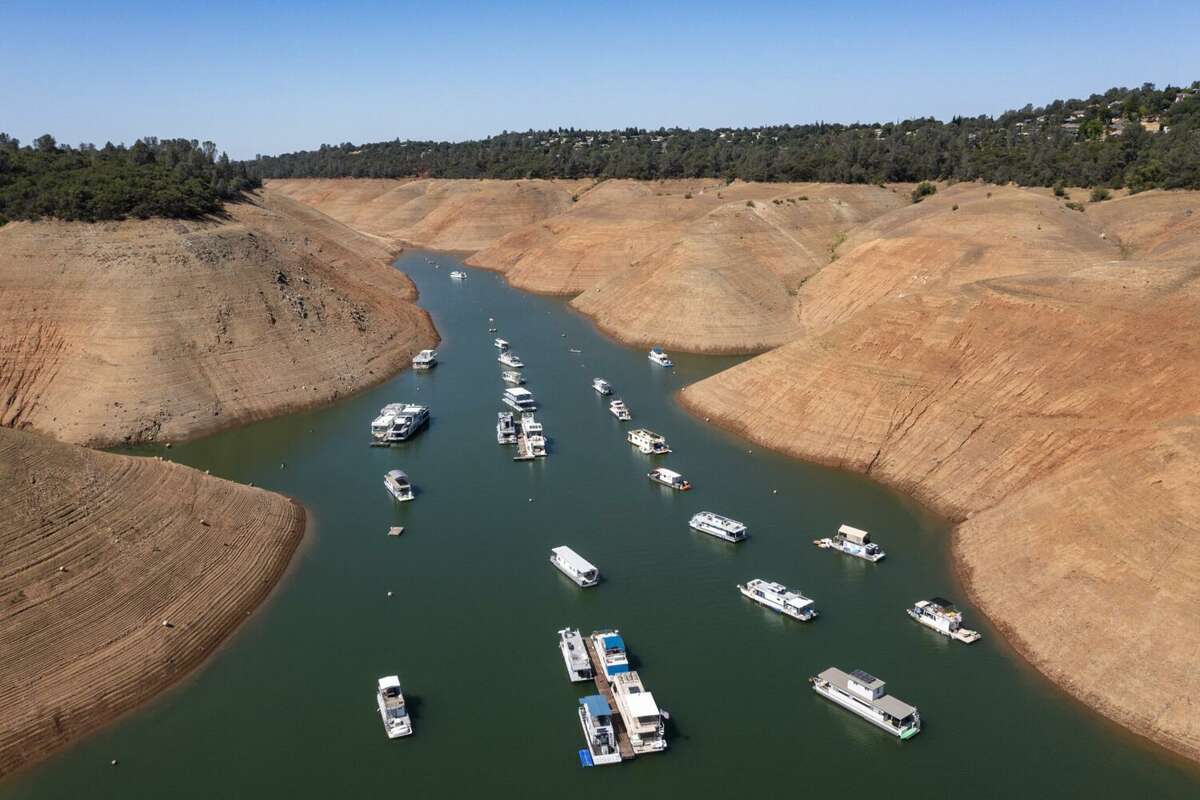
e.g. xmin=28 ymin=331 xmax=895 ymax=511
xmin=0 ymin=135 xmax=260 ymax=225
xmin=248 ymin=82 xmax=1200 ymax=191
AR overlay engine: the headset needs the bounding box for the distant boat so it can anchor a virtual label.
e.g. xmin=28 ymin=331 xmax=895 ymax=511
xmin=648 ymin=347 xmax=673 ymax=367
xmin=609 ymin=399 xmax=631 ymax=421
xmin=494 ymin=338 xmax=509 ymax=350
xmin=738 ymin=579 xmax=816 ymax=620
xmin=377 ymin=675 xmax=413 ymax=739
xmin=450 ymin=270 xmax=467 ymax=280
xmin=648 ymin=467 xmax=691 ymax=491
xmin=412 ymin=349 xmax=437 ymax=370
xmin=810 ymin=668 xmax=920 ymax=740
xmin=592 ymin=378 xmax=612 ymax=395
xmin=501 ymin=370 xmax=524 ymax=385
xmin=498 ymin=351 xmax=524 ymax=368
xmin=384 ymin=469 xmax=415 ymax=502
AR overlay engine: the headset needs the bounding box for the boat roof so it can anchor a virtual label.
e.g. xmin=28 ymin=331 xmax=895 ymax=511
xmin=819 ymin=668 xmax=913 ymax=717
xmin=385 ymin=470 xmax=409 ymax=482
xmin=650 ymin=347 xmax=663 ymax=354
xmin=653 ymin=468 xmax=682 ymax=479
xmin=378 ymin=675 xmax=400 ymax=690
xmin=929 ymin=596 xmax=956 ymax=609
xmin=505 ymin=387 xmax=534 ymax=398
xmin=630 ymin=428 xmax=662 ymax=438
xmin=581 ymin=695 xmax=611 ymax=718
xmin=849 ymin=668 xmax=883 ymax=688
xmin=416 ymin=349 xmax=436 ymax=356
xmin=626 ymin=691 xmax=660 ymax=718
xmin=601 ymin=634 xmax=626 ymax=652
xmin=551 ymin=546 xmax=597 ymax=573
xmin=838 ymin=523 xmax=869 ymax=538
xmin=875 ymin=695 xmax=917 ymax=719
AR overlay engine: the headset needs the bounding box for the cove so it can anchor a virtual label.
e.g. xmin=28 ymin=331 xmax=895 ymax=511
xmin=4 ymin=251 xmax=1197 ymax=798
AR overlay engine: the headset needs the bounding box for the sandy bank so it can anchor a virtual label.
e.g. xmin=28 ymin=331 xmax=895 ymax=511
xmin=0 ymin=189 xmax=437 ymax=447
xmin=0 ymin=427 xmax=305 ymax=777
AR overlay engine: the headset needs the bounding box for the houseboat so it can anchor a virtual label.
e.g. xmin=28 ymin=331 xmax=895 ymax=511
xmin=498 ymin=351 xmax=524 ymax=368
xmin=502 ymin=387 xmax=537 ymax=412
xmin=907 ymin=598 xmax=982 ymax=643
xmin=610 ymin=672 xmax=667 ymax=754
xmin=384 ymin=470 xmax=414 ymax=502
xmin=520 ymin=414 xmax=548 ymax=457
xmin=609 ymin=399 xmax=632 ymax=420
xmin=648 ymin=467 xmax=691 ymax=491
xmin=411 ymin=349 xmax=438 ymax=370
xmin=449 ymin=270 xmax=467 ymax=280
xmin=550 ymin=546 xmax=599 ymax=587
xmin=578 ymin=695 xmax=623 ymax=766
xmin=493 ymin=338 xmax=509 ymax=350
xmin=648 ymin=347 xmax=673 ymax=367
xmin=815 ymin=524 xmax=885 ymax=562
xmin=590 ymin=630 xmax=631 ymax=679
xmin=501 ymin=370 xmax=524 ymax=385
xmin=370 ymin=403 xmax=430 ymax=445
xmin=496 ymin=412 xmax=518 ymax=444
xmin=558 ymin=628 xmax=595 ymax=682
xmin=737 ymin=578 xmax=817 ymax=621
xmin=627 ymin=428 xmax=671 ymax=455
xmin=376 ymin=675 xmax=413 ymax=739
xmin=592 ymin=377 xmax=612 ymax=395
xmin=689 ymin=511 xmax=747 ymax=542
xmin=810 ymin=667 xmax=921 ymax=739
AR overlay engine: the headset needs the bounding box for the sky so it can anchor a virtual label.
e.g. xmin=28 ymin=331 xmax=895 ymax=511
xmin=3 ymin=0 xmax=1199 ymax=160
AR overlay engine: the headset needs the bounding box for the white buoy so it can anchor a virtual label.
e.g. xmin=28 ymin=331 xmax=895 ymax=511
xmin=111 ymin=759 xmax=118 ymax=766
xmin=387 ymin=591 xmax=393 ymax=597
xmin=161 ymin=620 xmax=169 ymax=627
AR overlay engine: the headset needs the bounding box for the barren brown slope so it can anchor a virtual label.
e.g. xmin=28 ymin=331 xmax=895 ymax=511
xmin=0 ymin=190 xmax=436 ymax=447
xmin=267 ymin=177 xmax=591 ymax=251
xmin=0 ymin=426 xmax=305 ymax=777
xmin=680 ymin=188 xmax=1200 ymax=761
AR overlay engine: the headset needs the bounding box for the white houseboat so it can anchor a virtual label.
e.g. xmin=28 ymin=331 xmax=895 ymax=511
xmin=627 ymin=428 xmax=671 ymax=455
xmin=810 ymin=667 xmax=921 ymax=739
xmin=648 ymin=467 xmax=691 ymax=491
xmin=376 ymin=675 xmax=413 ymax=739
xmin=609 ymin=399 xmax=632 ymax=420
xmin=689 ymin=511 xmax=747 ymax=542
xmin=496 ymin=412 xmax=518 ymax=444
xmin=501 ymin=370 xmax=524 ymax=385
xmin=815 ymin=524 xmax=885 ymax=562
xmin=590 ymin=630 xmax=631 ymax=679
xmin=371 ymin=403 xmax=430 ymax=445
xmin=610 ymin=672 xmax=667 ymax=754
xmin=558 ymin=628 xmax=595 ymax=682
xmin=592 ymin=377 xmax=612 ymax=395
xmin=550 ymin=546 xmax=599 ymax=587
xmin=494 ymin=337 xmax=509 ymax=350
xmin=520 ymin=413 xmax=547 ymax=457
xmin=502 ymin=387 xmax=537 ymax=412
xmin=648 ymin=347 xmax=673 ymax=367
xmin=412 ymin=349 xmax=438 ymax=370
xmin=907 ymin=598 xmax=981 ymax=643
xmin=449 ymin=270 xmax=467 ymax=280
xmin=578 ymin=695 xmax=623 ymax=766
xmin=384 ymin=470 xmax=414 ymax=502
xmin=738 ymin=578 xmax=817 ymax=621
xmin=498 ymin=351 xmax=524 ymax=368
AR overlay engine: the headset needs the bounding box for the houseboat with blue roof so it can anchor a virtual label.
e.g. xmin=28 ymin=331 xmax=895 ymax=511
xmin=590 ymin=630 xmax=630 ymax=679
xmin=578 ymin=695 xmax=623 ymax=766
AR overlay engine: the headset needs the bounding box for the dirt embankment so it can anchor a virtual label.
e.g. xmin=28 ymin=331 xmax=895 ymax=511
xmin=0 ymin=427 xmax=305 ymax=777
xmin=680 ymin=184 xmax=1200 ymax=762
xmin=0 ymin=190 xmax=437 ymax=447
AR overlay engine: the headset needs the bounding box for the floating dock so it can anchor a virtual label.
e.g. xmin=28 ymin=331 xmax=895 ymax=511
xmin=582 ymin=638 xmax=636 ymax=761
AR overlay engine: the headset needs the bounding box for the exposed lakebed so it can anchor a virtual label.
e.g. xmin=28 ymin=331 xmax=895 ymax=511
xmin=6 ymin=251 xmax=1197 ymax=798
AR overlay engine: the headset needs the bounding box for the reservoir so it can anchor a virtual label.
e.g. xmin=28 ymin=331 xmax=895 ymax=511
xmin=5 ymin=251 xmax=1197 ymax=798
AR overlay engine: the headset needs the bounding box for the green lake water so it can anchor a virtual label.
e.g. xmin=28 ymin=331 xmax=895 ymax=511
xmin=6 ymin=251 xmax=1198 ymax=798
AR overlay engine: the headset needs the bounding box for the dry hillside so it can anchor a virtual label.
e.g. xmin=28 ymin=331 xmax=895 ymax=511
xmin=679 ymin=185 xmax=1200 ymax=761
xmin=0 ymin=427 xmax=305 ymax=777
xmin=0 ymin=190 xmax=436 ymax=446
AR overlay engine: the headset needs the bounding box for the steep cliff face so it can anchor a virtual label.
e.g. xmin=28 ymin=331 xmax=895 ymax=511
xmin=0 ymin=190 xmax=436 ymax=446
xmin=0 ymin=427 xmax=305 ymax=777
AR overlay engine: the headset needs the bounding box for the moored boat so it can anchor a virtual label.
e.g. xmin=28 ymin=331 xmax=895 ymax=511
xmin=411 ymin=349 xmax=438 ymax=370
xmin=449 ymin=270 xmax=467 ymax=280
xmin=610 ymin=671 xmax=667 ymax=754
xmin=502 ymin=386 xmax=537 ymax=412
xmin=501 ymin=370 xmax=524 ymax=385
xmin=738 ymin=578 xmax=817 ymax=621
xmin=384 ymin=469 xmax=414 ymax=502
xmin=558 ymin=628 xmax=595 ymax=682
xmin=907 ymin=598 xmax=981 ymax=643
xmin=577 ymin=695 xmax=623 ymax=766
xmin=496 ymin=412 xmax=518 ymax=444
xmin=589 ymin=629 xmax=630 ymax=679
xmin=689 ymin=511 xmax=747 ymax=542
xmin=648 ymin=467 xmax=691 ymax=491
xmin=648 ymin=347 xmax=673 ymax=367
xmin=493 ymin=337 xmax=509 ymax=350
xmin=371 ymin=403 xmax=430 ymax=445
xmin=377 ymin=675 xmax=413 ymax=739
xmin=550 ymin=546 xmax=599 ymax=587
xmin=814 ymin=524 xmax=885 ymax=562
xmin=609 ymin=399 xmax=631 ymax=421
xmin=592 ymin=377 xmax=612 ymax=395
xmin=810 ymin=667 xmax=920 ymax=739
xmin=498 ymin=351 xmax=524 ymax=368
xmin=627 ymin=428 xmax=670 ymax=454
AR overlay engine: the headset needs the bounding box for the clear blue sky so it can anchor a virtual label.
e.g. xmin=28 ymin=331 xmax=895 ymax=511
xmin=3 ymin=0 xmax=1198 ymax=160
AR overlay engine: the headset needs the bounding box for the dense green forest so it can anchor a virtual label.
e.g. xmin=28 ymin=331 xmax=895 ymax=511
xmin=250 ymin=82 xmax=1200 ymax=190
xmin=0 ymin=135 xmax=259 ymax=225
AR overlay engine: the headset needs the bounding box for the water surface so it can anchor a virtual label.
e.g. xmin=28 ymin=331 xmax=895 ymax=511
xmin=6 ymin=252 xmax=1197 ymax=798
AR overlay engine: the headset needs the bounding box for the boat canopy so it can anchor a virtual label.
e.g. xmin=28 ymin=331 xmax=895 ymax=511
xmin=385 ymin=470 xmax=410 ymax=483
xmin=506 ymin=387 xmax=534 ymax=399
xmin=838 ymin=524 xmax=870 ymax=544
xmin=601 ymin=634 xmax=626 ymax=652
xmin=875 ymin=695 xmax=917 ymax=720
xmin=654 ymin=468 xmax=682 ymax=480
xmin=551 ymin=546 xmax=597 ymax=575
xmin=626 ymin=691 xmax=661 ymax=720
xmin=378 ymin=675 xmax=401 ymax=691
xmin=581 ymin=695 xmax=612 ymax=719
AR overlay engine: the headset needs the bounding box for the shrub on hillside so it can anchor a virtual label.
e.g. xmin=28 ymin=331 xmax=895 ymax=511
xmin=911 ymin=181 xmax=937 ymax=203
